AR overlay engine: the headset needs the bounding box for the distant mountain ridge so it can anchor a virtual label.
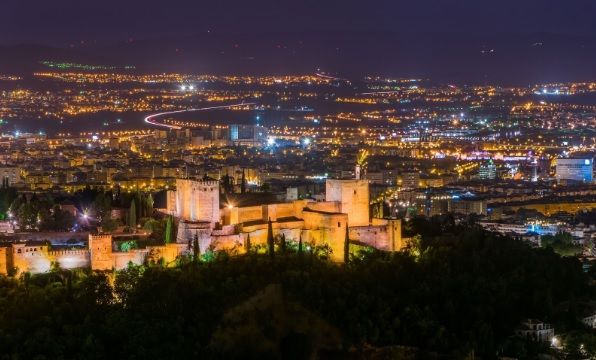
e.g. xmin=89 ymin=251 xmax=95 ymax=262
xmin=1 ymin=32 xmax=595 ymax=85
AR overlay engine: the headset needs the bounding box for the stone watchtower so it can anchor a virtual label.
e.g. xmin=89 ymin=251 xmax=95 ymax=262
xmin=89 ymin=233 xmax=113 ymax=271
xmin=175 ymin=179 xmax=220 ymax=223
xmin=325 ymin=179 xmax=370 ymax=227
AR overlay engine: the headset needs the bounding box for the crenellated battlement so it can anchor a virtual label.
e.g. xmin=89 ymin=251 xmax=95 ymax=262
xmin=48 ymin=249 xmax=89 ymax=257
xmin=89 ymin=233 xmax=113 ymax=241
xmin=195 ymin=180 xmax=220 ymax=187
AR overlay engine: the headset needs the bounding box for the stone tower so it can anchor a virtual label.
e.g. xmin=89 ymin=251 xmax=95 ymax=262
xmin=387 ymin=219 xmax=402 ymax=251
xmin=175 ymin=179 xmax=220 ymax=223
xmin=325 ymin=179 xmax=370 ymax=227
xmin=89 ymin=233 xmax=113 ymax=271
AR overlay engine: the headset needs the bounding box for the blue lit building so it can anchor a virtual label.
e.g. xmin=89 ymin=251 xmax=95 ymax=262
xmin=556 ymin=157 xmax=593 ymax=184
xmin=478 ymin=159 xmax=497 ymax=180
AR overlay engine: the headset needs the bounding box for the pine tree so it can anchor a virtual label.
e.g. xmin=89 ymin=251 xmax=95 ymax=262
xmin=298 ymin=234 xmax=304 ymax=273
xmin=267 ymin=218 xmax=275 ymax=259
xmin=344 ymin=224 xmax=350 ymax=264
xmin=193 ymin=233 xmax=200 ymax=263
xmin=245 ymin=233 xmax=251 ymax=253
xmin=222 ymin=174 xmax=233 ymax=194
xmin=135 ymin=187 xmax=142 ymax=217
xmin=241 ymin=168 xmax=246 ymax=194
xmin=128 ymin=199 xmax=137 ymax=230
xmin=146 ymin=193 xmax=154 ymax=217
xmin=65 ymin=270 xmax=73 ymax=301
xmin=164 ymin=215 xmax=173 ymax=244
xmin=280 ymin=233 xmax=286 ymax=254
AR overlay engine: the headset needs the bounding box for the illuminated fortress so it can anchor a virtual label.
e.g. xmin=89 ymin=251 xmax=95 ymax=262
xmin=0 ymin=234 xmax=188 ymax=275
xmin=171 ymin=178 xmax=403 ymax=263
xmin=0 ymin=178 xmax=402 ymax=275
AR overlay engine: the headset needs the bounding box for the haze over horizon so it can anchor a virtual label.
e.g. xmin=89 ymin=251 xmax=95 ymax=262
xmin=3 ymin=0 xmax=596 ymax=45
xmin=1 ymin=0 xmax=595 ymax=85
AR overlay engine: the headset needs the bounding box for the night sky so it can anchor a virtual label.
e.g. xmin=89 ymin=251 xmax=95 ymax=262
xmin=2 ymin=0 xmax=596 ymax=83
xmin=3 ymin=0 xmax=595 ymax=45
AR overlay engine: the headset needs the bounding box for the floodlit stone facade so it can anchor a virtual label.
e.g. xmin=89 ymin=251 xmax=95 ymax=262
xmin=89 ymin=234 xmax=113 ymax=271
xmin=0 ymin=234 xmax=188 ymax=275
xmin=325 ymin=179 xmax=370 ymax=227
xmin=215 ymin=179 xmax=402 ymax=261
xmin=0 ymin=178 xmax=404 ymax=275
xmin=175 ymin=179 xmax=220 ymax=222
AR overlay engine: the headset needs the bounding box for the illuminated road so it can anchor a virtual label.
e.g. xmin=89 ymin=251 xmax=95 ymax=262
xmin=315 ymin=73 xmax=346 ymax=81
xmin=144 ymin=103 xmax=255 ymax=130
xmin=360 ymin=91 xmax=400 ymax=95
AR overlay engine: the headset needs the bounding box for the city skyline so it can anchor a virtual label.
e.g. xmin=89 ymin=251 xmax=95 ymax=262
xmin=0 ymin=1 xmax=595 ymax=359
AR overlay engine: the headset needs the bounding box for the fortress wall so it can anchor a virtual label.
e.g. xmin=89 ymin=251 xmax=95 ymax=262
xmin=350 ymin=226 xmax=390 ymax=250
xmin=371 ymin=218 xmax=389 ymax=226
xmin=176 ymin=222 xmax=212 ymax=248
xmin=302 ymin=210 xmax=348 ymax=262
xmin=0 ymin=248 xmax=7 ymax=275
xmin=292 ymin=199 xmax=311 ymax=219
xmin=278 ymin=228 xmax=302 ymax=242
xmin=237 ymin=206 xmax=263 ymax=223
xmin=300 ymin=228 xmax=320 ymax=245
xmin=244 ymin=228 xmax=268 ymax=246
xmin=112 ymin=249 xmax=150 ymax=270
xmin=350 ymin=219 xmax=402 ymax=252
xmin=226 ymin=200 xmax=312 ymax=226
xmin=265 ymin=203 xmax=296 ymax=221
xmin=302 ymin=211 xmax=347 ymax=230
xmin=242 ymin=220 xmax=305 ymax=247
xmin=1 ymin=246 xmax=90 ymax=275
xmin=146 ymin=243 xmax=188 ymax=265
xmin=10 ymin=244 xmax=52 ymax=274
xmin=306 ymin=201 xmax=341 ymax=213
xmin=211 ymin=234 xmax=243 ymax=252
xmin=49 ymin=250 xmax=90 ymax=270
xmin=322 ymin=227 xmax=346 ymax=263
xmin=212 ymin=225 xmax=237 ymax=236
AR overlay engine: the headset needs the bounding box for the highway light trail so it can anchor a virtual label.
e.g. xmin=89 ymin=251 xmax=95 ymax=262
xmin=144 ymin=103 xmax=255 ymax=129
xmin=315 ymin=73 xmax=346 ymax=81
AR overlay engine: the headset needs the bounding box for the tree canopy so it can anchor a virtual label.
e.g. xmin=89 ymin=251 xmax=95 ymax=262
xmin=0 ymin=224 xmax=593 ymax=359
